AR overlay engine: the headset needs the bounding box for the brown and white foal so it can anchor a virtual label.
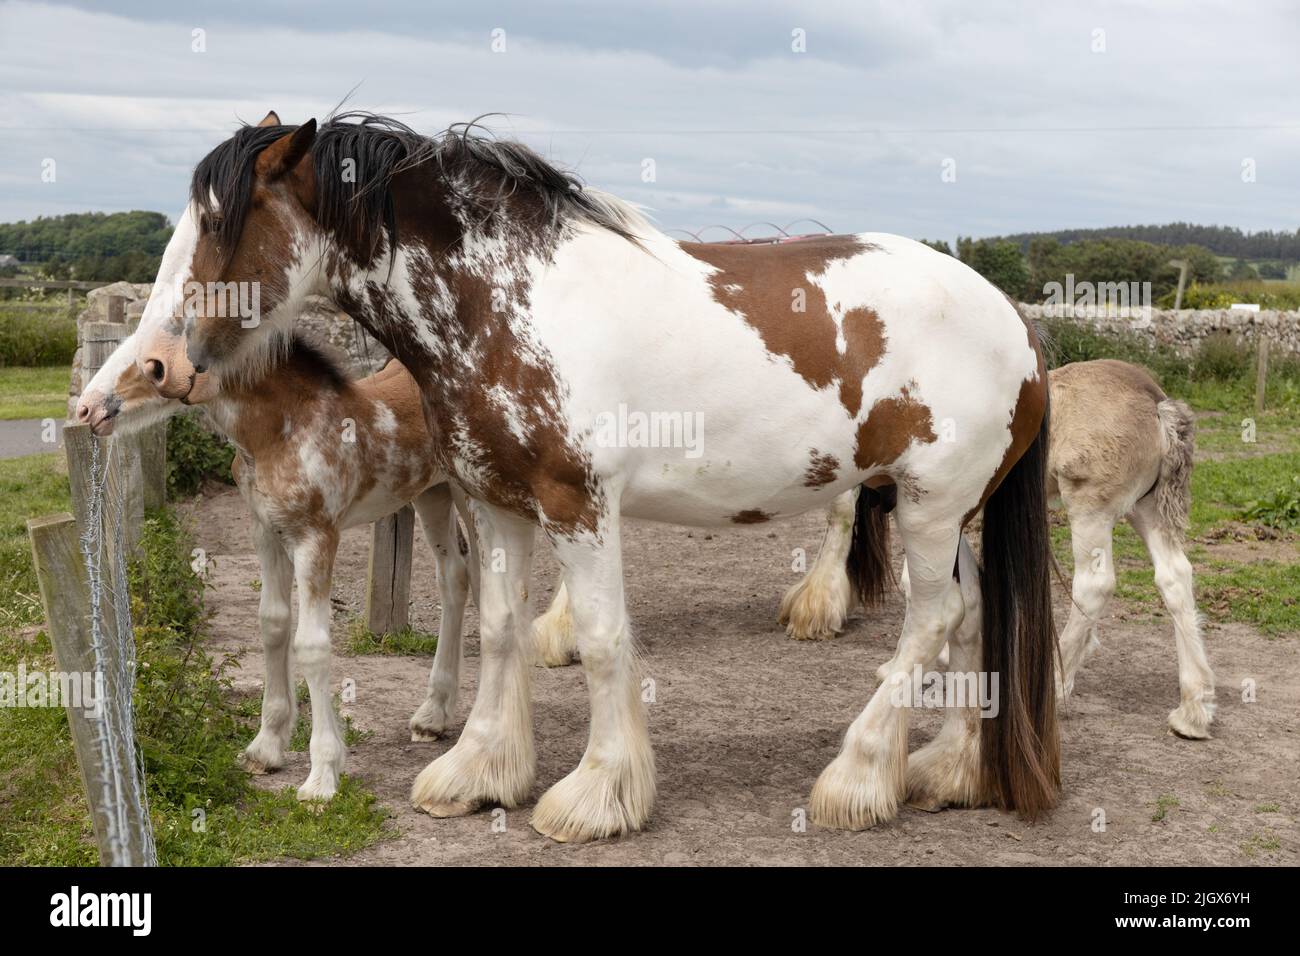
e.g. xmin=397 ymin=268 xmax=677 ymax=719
xmin=77 ymin=332 xmax=477 ymax=799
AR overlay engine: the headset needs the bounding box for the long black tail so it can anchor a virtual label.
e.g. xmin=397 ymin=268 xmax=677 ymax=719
xmin=846 ymin=484 xmax=896 ymax=608
xmin=979 ymin=407 xmax=1060 ymax=819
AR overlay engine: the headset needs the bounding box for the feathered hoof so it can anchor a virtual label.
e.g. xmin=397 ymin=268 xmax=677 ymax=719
xmin=777 ymin=571 xmax=850 ymax=641
xmin=905 ymin=731 xmax=985 ymax=812
xmin=1168 ymin=697 xmax=1215 ymax=740
xmin=408 ymin=696 xmax=454 ymax=741
xmin=531 ymin=606 xmax=578 ymax=667
xmin=530 ymin=760 xmax=655 ymax=843
xmin=809 ymin=752 xmax=901 ymax=830
xmin=410 ymin=740 xmax=534 ymax=817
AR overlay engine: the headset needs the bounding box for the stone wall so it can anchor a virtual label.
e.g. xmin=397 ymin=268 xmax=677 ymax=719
xmin=1018 ymin=304 xmax=1300 ymax=356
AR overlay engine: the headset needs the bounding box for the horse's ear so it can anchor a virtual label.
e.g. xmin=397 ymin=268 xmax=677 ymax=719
xmin=257 ymin=110 xmax=281 ymax=128
xmin=255 ymin=119 xmax=317 ymax=181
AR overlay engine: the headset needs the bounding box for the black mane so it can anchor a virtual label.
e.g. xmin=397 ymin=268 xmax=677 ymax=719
xmin=191 ymin=112 xmax=639 ymax=268
xmin=284 ymin=332 xmax=351 ymax=390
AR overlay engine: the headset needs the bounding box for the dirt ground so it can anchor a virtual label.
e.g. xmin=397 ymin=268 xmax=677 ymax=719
xmin=181 ymin=486 xmax=1298 ymax=867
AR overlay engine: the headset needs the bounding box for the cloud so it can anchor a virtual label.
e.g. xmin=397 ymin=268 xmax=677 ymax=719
xmin=1 ymin=0 xmax=1297 ymax=240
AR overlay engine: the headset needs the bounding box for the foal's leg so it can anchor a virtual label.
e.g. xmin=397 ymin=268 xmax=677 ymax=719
xmin=532 ymin=505 xmax=655 ymax=842
xmin=778 ymin=488 xmax=857 ymax=640
xmin=906 ymin=534 xmax=986 ymax=809
xmin=409 ymin=485 xmax=471 ymax=740
xmin=531 ymin=580 xmax=576 ymax=666
xmin=411 ymin=500 xmax=536 ymax=816
xmin=241 ymin=515 xmax=296 ymax=773
xmin=1056 ymin=507 xmax=1117 ymax=701
xmin=810 ymin=505 xmax=963 ymax=829
xmin=1128 ymin=496 xmax=1216 ymax=738
xmin=292 ymin=529 xmax=346 ymax=801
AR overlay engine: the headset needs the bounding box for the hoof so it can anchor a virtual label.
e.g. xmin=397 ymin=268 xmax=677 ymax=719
xmin=296 ymin=770 xmax=339 ymax=803
xmin=530 ymin=760 xmax=655 ymax=843
xmin=410 ymin=740 xmax=534 ymax=817
xmin=409 ymin=696 xmax=454 ymax=741
xmin=240 ymin=736 xmax=286 ymax=775
xmin=809 ymin=752 xmax=902 ymax=831
xmin=778 ymin=569 xmax=851 ymax=641
xmin=531 ymin=606 xmax=578 ymax=667
xmin=1168 ymin=698 xmax=1215 ymax=740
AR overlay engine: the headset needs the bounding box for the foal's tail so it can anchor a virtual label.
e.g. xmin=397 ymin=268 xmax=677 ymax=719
xmin=979 ymin=405 xmax=1061 ymax=820
xmin=846 ymin=484 xmax=896 ymax=608
xmin=1153 ymin=398 xmax=1195 ymax=542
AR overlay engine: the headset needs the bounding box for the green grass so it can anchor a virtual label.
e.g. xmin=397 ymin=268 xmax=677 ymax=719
xmin=1151 ymin=793 xmax=1180 ymax=822
xmin=0 ymin=305 xmax=77 ymax=367
xmin=0 ymin=367 xmax=69 ymax=421
xmin=1241 ymin=833 xmax=1282 ymax=858
xmin=0 ymin=495 xmax=390 ymax=866
xmin=0 ymin=453 xmax=70 ymax=629
xmin=345 ymin=617 xmax=438 ymax=656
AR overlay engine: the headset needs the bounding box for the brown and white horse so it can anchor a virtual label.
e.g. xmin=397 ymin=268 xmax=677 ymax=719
xmin=134 ymin=111 xmax=1059 ymax=840
xmin=76 ymin=330 xmax=479 ymax=799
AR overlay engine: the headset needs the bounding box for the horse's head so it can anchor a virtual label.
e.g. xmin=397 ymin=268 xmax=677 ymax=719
xmin=137 ymin=111 xmax=322 ymax=400
xmin=76 ymin=328 xmax=219 ymax=437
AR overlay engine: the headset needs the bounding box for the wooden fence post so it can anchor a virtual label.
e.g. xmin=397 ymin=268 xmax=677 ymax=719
xmin=80 ymin=314 xmax=136 ymax=394
xmin=65 ymin=422 xmax=143 ymax=555
xmin=137 ymin=422 xmax=168 ymax=511
xmin=27 ymin=518 xmax=152 ymax=864
xmin=77 ymin=315 xmax=167 ymax=512
xmin=1255 ymin=336 xmax=1271 ymax=416
xmin=366 ymin=505 xmax=416 ymax=635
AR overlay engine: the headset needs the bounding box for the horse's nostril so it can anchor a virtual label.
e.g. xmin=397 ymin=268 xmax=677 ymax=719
xmin=144 ymin=359 xmax=165 ymax=383
xmin=76 ymin=404 xmax=90 ymax=421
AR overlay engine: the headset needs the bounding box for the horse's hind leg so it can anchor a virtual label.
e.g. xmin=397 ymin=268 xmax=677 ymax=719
xmin=532 ymin=504 xmax=655 ymax=842
xmin=906 ymin=534 xmax=986 ymax=810
xmin=409 ymin=484 xmax=471 ymax=741
xmin=811 ymin=504 xmax=963 ymax=829
xmin=241 ymin=514 xmax=296 ymax=774
xmin=1128 ymin=495 xmax=1215 ymax=738
xmin=1056 ymin=506 xmax=1118 ymax=701
xmin=778 ymin=488 xmax=857 ymax=640
xmin=411 ymin=500 xmax=536 ymax=816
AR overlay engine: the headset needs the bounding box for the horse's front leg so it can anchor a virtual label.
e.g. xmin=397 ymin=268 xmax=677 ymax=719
xmin=241 ymin=514 xmax=296 ymax=773
xmin=411 ymin=500 xmax=536 ymax=816
xmin=291 ymin=529 xmax=346 ymax=801
xmin=531 ymin=504 xmax=655 ymax=842
xmin=409 ymin=484 xmax=471 ymax=740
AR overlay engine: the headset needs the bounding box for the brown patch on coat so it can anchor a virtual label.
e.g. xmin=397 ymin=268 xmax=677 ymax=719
xmin=730 ymin=509 xmax=774 ymax=524
xmin=374 ymin=183 xmax=609 ymax=542
xmin=964 ymin=309 xmax=1049 ymax=525
xmin=682 ymin=237 xmax=886 ymax=417
xmin=804 ymin=450 xmax=840 ymax=488
xmin=114 ymin=361 xmax=161 ymax=406
xmin=853 ymin=384 xmax=938 ymax=473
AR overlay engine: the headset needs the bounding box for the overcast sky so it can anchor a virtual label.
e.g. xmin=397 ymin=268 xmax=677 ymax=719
xmin=1 ymin=0 xmax=1297 ymax=242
